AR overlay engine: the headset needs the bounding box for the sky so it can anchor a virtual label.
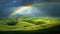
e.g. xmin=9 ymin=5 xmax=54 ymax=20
xmin=0 ymin=0 xmax=60 ymax=18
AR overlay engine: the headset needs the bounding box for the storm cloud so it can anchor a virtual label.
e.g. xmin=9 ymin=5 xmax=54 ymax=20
xmin=0 ymin=0 xmax=60 ymax=18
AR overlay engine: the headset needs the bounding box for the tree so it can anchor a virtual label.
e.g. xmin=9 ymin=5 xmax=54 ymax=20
xmin=7 ymin=20 xmax=18 ymax=26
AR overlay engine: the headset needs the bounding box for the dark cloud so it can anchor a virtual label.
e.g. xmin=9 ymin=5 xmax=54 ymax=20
xmin=0 ymin=0 xmax=60 ymax=18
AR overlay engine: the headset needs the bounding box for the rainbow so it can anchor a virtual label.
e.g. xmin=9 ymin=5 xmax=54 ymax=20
xmin=9 ymin=2 xmax=60 ymax=17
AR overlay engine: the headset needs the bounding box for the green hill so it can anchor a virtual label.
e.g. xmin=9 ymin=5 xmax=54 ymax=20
xmin=0 ymin=17 xmax=60 ymax=31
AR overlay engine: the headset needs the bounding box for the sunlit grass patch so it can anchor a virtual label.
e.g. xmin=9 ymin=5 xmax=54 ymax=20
xmin=0 ymin=17 xmax=60 ymax=31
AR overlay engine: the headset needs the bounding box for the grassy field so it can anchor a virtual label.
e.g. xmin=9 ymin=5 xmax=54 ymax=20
xmin=0 ymin=17 xmax=60 ymax=31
